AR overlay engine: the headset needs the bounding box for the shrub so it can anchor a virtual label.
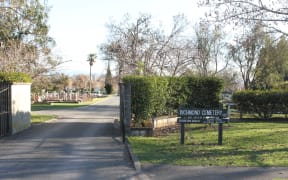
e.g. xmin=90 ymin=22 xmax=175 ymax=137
xmin=0 ymin=72 xmax=32 ymax=83
xmin=233 ymin=90 xmax=288 ymax=119
xmin=123 ymin=76 xmax=156 ymax=123
xmin=185 ymin=76 xmax=223 ymax=108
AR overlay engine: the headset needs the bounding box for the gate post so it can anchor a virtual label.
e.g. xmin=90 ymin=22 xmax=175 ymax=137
xmin=119 ymin=82 xmax=132 ymax=143
xmin=0 ymin=83 xmax=11 ymax=137
xmin=180 ymin=123 xmax=185 ymax=145
xmin=124 ymin=83 xmax=131 ymax=135
xmin=119 ymin=83 xmax=126 ymax=143
xmin=218 ymin=123 xmax=223 ymax=145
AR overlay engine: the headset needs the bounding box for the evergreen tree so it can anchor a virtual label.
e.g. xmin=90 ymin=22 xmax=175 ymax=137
xmin=105 ymin=62 xmax=113 ymax=94
xmin=0 ymin=0 xmax=61 ymax=77
xmin=253 ymin=35 xmax=288 ymax=89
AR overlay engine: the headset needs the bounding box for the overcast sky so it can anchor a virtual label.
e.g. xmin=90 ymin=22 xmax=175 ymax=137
xmin=47 ymin=0 xmax=207 ymax=76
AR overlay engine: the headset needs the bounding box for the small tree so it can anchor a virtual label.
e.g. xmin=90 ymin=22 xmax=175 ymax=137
xmin=105 ymin=83 xmax=113 ymax=94
xmin=104 ymin=62 xmax=113 ymax=94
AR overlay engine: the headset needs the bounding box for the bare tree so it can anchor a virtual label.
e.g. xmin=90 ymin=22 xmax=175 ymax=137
xmin=72 ymin=75 xmax=89 ymax=91
xmin=102 ymin=14 xmax=152 ymax=75
xmin=191 ymin=21 xmax=228 ymax=76
xmin=100 ymin=13 xmax=192 ymax=77
xmin=152 ymin=14 xmax=190 ymax=76
xmin=228 ymin=24 xmax=266 ymax=89
xmin=200 ymin=0 xmax=288 ymax=35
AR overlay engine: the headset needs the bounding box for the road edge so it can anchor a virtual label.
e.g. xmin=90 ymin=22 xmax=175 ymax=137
xmin=125 ymin=138 xmax=142 ymax=172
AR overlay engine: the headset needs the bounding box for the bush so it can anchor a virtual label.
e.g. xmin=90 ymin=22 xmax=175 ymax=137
xmin=185 ymin=77 xmax=223 ymax=108
xmin=0 ymin=72 xmax=32 ymax=83
xmin=123 ymin=76 xmax=156 ymax=123
xmin=166 ymin=76 xmax=223 ymax=109
xmin=123 ymin=76 xmax=169 ymax=124
xmin=233 ymin=90 xmax=288 ymax=119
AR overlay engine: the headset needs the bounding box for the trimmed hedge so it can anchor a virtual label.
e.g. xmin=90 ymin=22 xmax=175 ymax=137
xmin=233 ymin=90 xmax=288 ymax=119
xmin=167 ymin=76 xmax=223 ymax=110
xmin=123 ymin=76 xmax=223 ymax=123
xmin=0 ymin=72 xmax=32 ymax=83
xmin=123 ymin=76 xmax=169 ymax=123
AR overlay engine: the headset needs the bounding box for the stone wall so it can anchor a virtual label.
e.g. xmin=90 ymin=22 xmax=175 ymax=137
xmin=153 ymin=116 xmax=178 ymax=128
xmin=130 ymin=116 xmax=180 ymax=137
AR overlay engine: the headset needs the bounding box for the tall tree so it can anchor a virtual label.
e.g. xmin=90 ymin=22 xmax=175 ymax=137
xmin=0 ymin=0 xmax=62 ymax=78
xmin=191 ymin=21 xmax=228 ymax=76
xmin=228 ymin=24 xmax=265 ymax=89
xmin=253 ymin=35 xmax=288 ymax=89
xmin=100 ymin=13 xmax=190 ymax=77
xmin=87 ymin=53 xmax=96 ymax=93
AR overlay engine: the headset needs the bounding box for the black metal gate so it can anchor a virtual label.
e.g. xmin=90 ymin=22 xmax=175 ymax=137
xmin=0 ymin=83 xmax=11 ymax=137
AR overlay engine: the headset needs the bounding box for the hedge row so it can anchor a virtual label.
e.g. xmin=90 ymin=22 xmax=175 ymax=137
xmin=0 ymin=72 xmax=32 ymax=83
xmin=123 ymin=76 xmax=223 ymax=123
xmin=233 ymin=90 xmax=288 ymax=119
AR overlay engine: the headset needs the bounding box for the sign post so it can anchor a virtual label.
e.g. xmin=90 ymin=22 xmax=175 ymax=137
xmin=218 ymin=123 xmax=223 ymax=145
xmin=180 ymin=123 xmax=185 ymax=145
xmin=178 ymin=108 xmax=228 ymax=145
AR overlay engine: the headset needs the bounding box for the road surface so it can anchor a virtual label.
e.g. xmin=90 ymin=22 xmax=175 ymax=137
xmin=0 ymin=96 xmax=143 ymax=180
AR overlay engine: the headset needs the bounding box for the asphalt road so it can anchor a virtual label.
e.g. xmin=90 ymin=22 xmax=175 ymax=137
xmin=0 ymin=96 xmax=143 ymax=180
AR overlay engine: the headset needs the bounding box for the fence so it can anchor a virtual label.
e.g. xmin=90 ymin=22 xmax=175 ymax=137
xmin=0 ymin=84 xmax=11 ymax=137
xmin=32 ymin=92 xmax=92 ymax=103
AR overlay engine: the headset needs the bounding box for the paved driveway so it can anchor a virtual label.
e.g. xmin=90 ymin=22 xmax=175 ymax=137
xmin=0 ymin=96 xmax=142 ymax=180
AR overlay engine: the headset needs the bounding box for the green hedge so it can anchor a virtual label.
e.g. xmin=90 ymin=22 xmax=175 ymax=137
xmin=167 ymin=76 xmax=223 ymax=109
xmin=0 ymin=72 xmax=32 ymax=83
xmin=233 ymin=90 xmax=288 ymax=119
xmin=123 ymin=76 xmax=223 ymax=123
xmin=123 ymin=76 xmax=169 ymax=122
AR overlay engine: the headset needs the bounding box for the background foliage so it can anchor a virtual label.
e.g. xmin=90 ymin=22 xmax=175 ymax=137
xmin=0 ymin=72 xmax=32 ymax=83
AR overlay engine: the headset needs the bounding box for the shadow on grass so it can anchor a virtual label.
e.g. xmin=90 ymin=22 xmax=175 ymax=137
xmin=134 ymin=141 xmax=288 ymax=166
xmin=129 ymin=121 xmax=288 ymax=167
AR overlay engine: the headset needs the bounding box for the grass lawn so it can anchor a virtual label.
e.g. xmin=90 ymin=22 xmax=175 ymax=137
xmin=229 ymin=109 xmax=288 ymax=119
xmin=128 ymin=121 xmax=288 ymax=167
xmin=31 ymin=114 xmax=57 ymax=124
xmin=31 ymin=97 xmax=106 ymax=111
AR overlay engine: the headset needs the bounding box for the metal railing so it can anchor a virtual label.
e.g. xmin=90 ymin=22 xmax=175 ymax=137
xmin=0 ymin=84 xmax=11 ymax=137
